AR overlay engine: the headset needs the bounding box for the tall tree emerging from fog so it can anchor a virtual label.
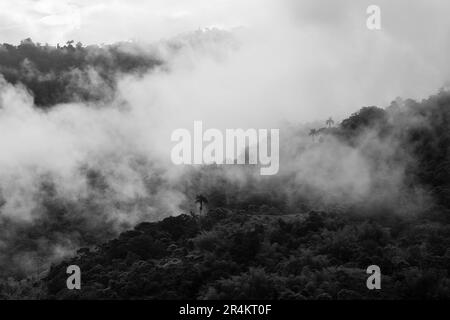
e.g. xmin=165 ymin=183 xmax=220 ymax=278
xmin=195 ymin=194 xmax=208 ymax=216
xmin=326 ymin=117 xmax=335 ymax=128
xmin=309 ymin=129 xmax=318 ymax=142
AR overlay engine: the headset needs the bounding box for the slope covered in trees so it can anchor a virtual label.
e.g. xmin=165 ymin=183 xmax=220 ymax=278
xmin=1 ymin=94 xmax=450 ymax=298
xmin=2 ymin=89 xmax=447 ymax=299
xmin=0 ymin=38 xmax=162 ymax=107
xmin=39 ymin=208 xmax=450 ymax=300
xmin=42 ymin=90 xmax=450 ymax=300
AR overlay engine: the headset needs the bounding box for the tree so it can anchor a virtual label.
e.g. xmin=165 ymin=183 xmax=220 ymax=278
xmin=309 ymin=129 xmax=318 ymax=142
xmin=19 ymin=38 xmax=34 ymax=47
xmin=326 ymin=117 xmax=335 ymax=128
xmin=195 ymin=194 xmax=208 ymax=216
xmin=340 ymin=106 xmax=386 ymax=131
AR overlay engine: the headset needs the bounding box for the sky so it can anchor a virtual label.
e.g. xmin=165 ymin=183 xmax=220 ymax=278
xmin=0 ymin=0 xmax=273 ymax=44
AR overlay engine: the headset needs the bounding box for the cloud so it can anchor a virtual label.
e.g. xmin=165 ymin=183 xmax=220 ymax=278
xmin=0 ymin=0 xmax=274 ymax=44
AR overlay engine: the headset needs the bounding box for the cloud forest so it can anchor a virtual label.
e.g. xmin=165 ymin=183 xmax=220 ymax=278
xmin=0 ymin=33 xmax=449 ymax=300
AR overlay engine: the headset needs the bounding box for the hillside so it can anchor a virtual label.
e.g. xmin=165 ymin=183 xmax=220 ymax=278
xmin=41 ymin=90 xmax=450 ymax=300
xmin=41 ymin=208 xmax=450 ymax=299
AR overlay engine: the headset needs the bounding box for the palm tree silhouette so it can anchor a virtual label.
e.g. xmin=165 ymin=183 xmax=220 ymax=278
xmin=195 ymin=194 xmax=208 ymax=216
xmin=309 ymin=129 xmax=318 ymax=142
xmin=326 ymin=117 xmax=335 ymax=128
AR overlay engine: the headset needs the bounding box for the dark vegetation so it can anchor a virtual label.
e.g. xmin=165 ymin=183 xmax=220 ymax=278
xmin=0 ymin=39 xmax=450 ymax=299
xmin=41 ymin=209 xmax=450 ymax=299
xmin=0 ymin=38 xmax=162 ymax=107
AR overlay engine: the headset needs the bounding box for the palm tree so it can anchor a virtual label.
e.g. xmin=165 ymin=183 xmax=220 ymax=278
xmin=309 ymin=129 xmax=318 ymax=142
xmin=326 ymin=117 xmax=335 ymax=128
xmin=66 ymin=40 xmax=75 ymax=49
xmin=195 ymin=194 xmax=208 ymax=216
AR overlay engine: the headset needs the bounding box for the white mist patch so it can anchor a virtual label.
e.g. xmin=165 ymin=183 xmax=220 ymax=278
xmin=0 ymin=76 xmax=185 ymax=224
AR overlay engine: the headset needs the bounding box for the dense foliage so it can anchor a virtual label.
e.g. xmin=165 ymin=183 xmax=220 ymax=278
xmin=43 ymin=209 xmax=450 ymax=299
xmin=0 ymin=38 xmax=162 ymax=107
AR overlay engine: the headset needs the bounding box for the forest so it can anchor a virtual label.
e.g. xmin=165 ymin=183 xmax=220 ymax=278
xmin=0 ymin=38 xmax=449 ymax=299
xmin=0 ymin=38 xmax=162 ymax=107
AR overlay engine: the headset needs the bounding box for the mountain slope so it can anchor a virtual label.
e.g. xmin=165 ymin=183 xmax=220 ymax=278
xmin=43 ymin=208 xmax=450 ymax=299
